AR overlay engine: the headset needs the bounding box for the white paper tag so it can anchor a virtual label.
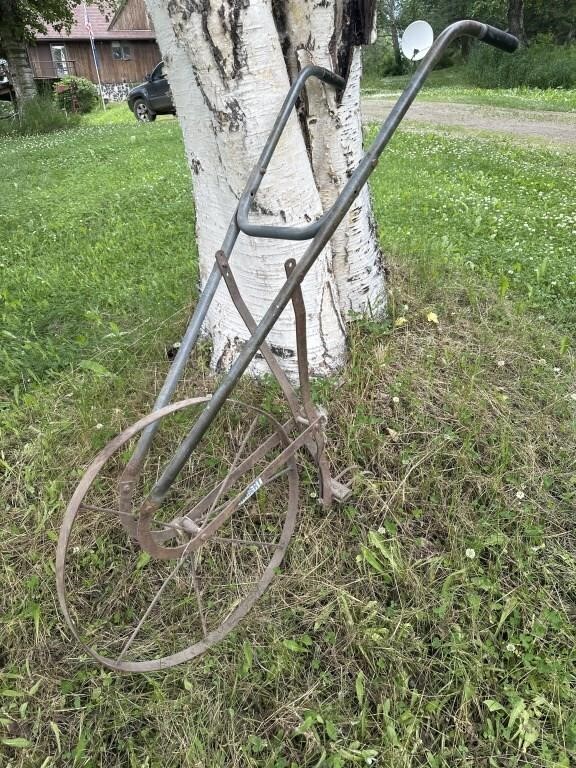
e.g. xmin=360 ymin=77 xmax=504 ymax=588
xmin=239 ymin=476 xmax=263 ymax=506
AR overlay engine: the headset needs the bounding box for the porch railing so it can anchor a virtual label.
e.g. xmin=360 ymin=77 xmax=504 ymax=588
xmin=31 ymin=60 xmax=77 ymax=79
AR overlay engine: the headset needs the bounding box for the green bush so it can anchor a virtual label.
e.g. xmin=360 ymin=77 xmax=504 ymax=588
xmin=0 ymin=95 xmax=80 ymax=137
xmin=53 ymin=75 xmax=99 ymax=114
xmin=467 ymin=38 xmax=576 ymax=89
xmin=363 ymin=37 xmax=405 ymax=78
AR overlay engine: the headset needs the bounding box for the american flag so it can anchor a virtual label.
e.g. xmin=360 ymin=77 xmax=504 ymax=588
xmin=83 ymin=3 xmax=94 ymax=39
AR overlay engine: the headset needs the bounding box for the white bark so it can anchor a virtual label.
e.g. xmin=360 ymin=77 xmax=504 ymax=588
xmin=283 ymin=1 xmax=384 ymax=315
xmin=145 ymin=0 xmax=385 ymax=379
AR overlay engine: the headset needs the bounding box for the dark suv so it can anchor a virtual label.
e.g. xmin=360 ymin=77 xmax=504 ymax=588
xmin=127 ymin=62 xmax=175 ymax=122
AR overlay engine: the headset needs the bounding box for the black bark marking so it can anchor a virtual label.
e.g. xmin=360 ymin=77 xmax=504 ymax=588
xmin=271 ymin=0 xmax=291 ymax=61
xmin=249 ymin=201 xmax=286 ymax=222
xmin=215 ymin=335 xmax=243 ymax=372
xmin=190 ymin=156 xmax=203 ymax=174
xmin=338 ymin=0 xmax=377 ymax=80
xmin=213 ymin=97 xmax=246 ymax=131
xmin=228 ymin=0 xmax=250 ymax=77
xmin=271 ymin=345 xmax=295 ymax=359
xmin=168 ymin=0 xmax=249 ymax=82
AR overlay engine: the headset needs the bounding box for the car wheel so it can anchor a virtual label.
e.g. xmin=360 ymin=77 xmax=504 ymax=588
xmin=134 ymin=98 xmax=156 ymax=123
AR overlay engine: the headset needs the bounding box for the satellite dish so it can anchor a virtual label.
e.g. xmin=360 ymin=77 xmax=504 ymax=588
xmin=401 ymin=20 xmax=434 ymax=61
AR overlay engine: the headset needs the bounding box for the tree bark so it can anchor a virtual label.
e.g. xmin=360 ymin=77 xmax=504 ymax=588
xmin=3 ymin=38 xmax=37 ymax=105
xmin=385 ymin=1 xmax=402 ymax=73
xmin=390 ymin=23 xmax=402 ymax=72
xmin=507 ymin=0 xmax=527 ymax=45
xmin=145 ymin=0 xmax=385 ymax=379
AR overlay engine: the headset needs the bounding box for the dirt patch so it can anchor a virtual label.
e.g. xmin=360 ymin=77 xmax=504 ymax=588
xmin=361 ymin=98 xmax=576 ymax=146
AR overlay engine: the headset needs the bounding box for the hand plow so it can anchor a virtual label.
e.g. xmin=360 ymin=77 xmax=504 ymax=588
xmin=56 ymin=21 xmax=518 ymax=672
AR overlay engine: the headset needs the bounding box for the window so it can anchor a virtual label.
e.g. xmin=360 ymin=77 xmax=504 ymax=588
xmin=50 ymin=45 xmax=69 ymax=76
xmin=151 ymin=62 xmax=165 ymax=80
xmin=111 ymin=41 xmax=132 ymax=61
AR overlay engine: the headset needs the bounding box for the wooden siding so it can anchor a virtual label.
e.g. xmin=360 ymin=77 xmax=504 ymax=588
xmin=94 ymin=40 xmax=161 ymax=82
xmin=110 ymin=0 xmax=153 ymax=32
xmin=29 ymin=40 xmax=161 ymax=83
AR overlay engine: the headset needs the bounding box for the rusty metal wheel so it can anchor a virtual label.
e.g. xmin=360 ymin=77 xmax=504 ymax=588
xmin=57 ymin=396 xmax=299 ymax=672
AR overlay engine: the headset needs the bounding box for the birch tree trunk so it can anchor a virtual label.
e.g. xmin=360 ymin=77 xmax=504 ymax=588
xmin=3 ymin=39 xmax=37 ymax=104
xmin=145 ymin=0 xmax=385 ymax=379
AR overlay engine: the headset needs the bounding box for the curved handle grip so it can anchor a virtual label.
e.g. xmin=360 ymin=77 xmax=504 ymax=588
xmin=480 ymin=24 xmax=519 ymax=53
xmin=236 ymin=65 xmax=345 ymax=241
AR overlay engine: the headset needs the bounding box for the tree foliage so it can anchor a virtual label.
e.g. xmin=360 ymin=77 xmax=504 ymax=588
xmin=394 ymin=0 xmax=574 ymax=44
xmin=0 ymin=1 xmax=79 ymax=42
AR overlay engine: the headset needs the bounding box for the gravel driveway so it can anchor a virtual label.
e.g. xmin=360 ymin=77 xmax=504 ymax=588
xmin=361 ymin=98 xmax=576 ymax=146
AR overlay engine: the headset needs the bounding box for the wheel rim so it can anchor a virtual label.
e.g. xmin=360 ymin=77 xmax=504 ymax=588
xmin=135 ymin=102 xmax=150 ymax=121
xmin=57 ymin=397 xmax=299 ymax=672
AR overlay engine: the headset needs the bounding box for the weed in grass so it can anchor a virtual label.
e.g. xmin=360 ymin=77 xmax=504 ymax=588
xmin=0 ymin=95 xmax=80 ymax=137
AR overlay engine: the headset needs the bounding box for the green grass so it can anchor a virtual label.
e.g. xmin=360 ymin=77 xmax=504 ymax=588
xmin=1 ymin=118 xmax=575 ymax=766
xmin=368 ymin=128 xmax=576 ymax=331
xmin=82 ymin=101 xmax=137 ymax=125
xmin=0 ymin=115 xmax=194 ymax=397
xmin=362 ymin=66 xmax=576 ymax=112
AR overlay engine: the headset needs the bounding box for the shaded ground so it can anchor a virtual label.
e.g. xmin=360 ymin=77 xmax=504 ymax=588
xmin=362 ymin=98 xmax=576 ymax=145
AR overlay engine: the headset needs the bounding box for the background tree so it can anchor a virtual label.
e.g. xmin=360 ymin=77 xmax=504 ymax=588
xmin=396 ymin=0 xmax=573 ymax=48
xmin=382 ymin=1 xmax=404 ymax=72
xmin=506 ymin=0 xmax=526 ymax=44
xmin=0 ymin=1 xmax=83 ymax=104
xmin=144 ymin=0 xmax=385 ymax=378
xmin=525 ymin=0 xmax=576 ymax=43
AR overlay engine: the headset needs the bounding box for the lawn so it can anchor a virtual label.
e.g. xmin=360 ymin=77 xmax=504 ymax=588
xmin=1 ymin=113 xmax=575 ymax=767
xmin=362 ymin=67 xmax=576 ymax=112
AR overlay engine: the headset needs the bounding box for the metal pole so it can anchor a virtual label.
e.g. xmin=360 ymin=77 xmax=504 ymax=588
xmin=84 ymin=2 xmax=106 ymax=110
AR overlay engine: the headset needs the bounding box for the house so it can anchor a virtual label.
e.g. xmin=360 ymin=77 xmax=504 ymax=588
xmin=28 ymin=0 xmax=161 ymax=101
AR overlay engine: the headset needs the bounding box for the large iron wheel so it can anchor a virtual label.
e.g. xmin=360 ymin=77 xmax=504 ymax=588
xmin=57 ymin=396 xmax=299 ymax=672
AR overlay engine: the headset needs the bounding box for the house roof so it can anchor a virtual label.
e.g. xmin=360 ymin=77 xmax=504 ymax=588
xmin=35 ymin=3 xmax=155 ymax=41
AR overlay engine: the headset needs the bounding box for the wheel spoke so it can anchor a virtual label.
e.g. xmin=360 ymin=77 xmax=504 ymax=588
xmin=117 ymin=536 xmax=196 ymax=661
xmin=189 ymin=554 xmax=207 ymax=637
xmin=211 ymin=536 xmax=278 ymax=550
xmin=201 ymin=416 xmax=260 ymax=528
xmin=79 ymin=503 xmax=182 ymax=533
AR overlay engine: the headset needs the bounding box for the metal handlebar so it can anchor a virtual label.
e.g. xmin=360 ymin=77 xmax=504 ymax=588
xmin=236 ymin=66 xmax=346 ymax=241
xmin=144 ymin=21 xmax=515 ymax=509
xmin=478 ymin=23 xmax=519 ymax=53
xmin=236 ymin=20 xmax=518 ymax=242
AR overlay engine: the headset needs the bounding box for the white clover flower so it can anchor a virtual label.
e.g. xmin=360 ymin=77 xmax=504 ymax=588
xmin=95 ymin=423 xmax=103 ymax=430
xmin=392 ymin=396 xmax=400 ymax=404
xmin=506 ymin=643 xmax=516 ymax=653
xmin=465 ymin=548 xmax=476 ymax=559
xmin=497 ymin=360 xmax=505 ymax=367
xmin=516 ymin=490 xmax=525 ymax=500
